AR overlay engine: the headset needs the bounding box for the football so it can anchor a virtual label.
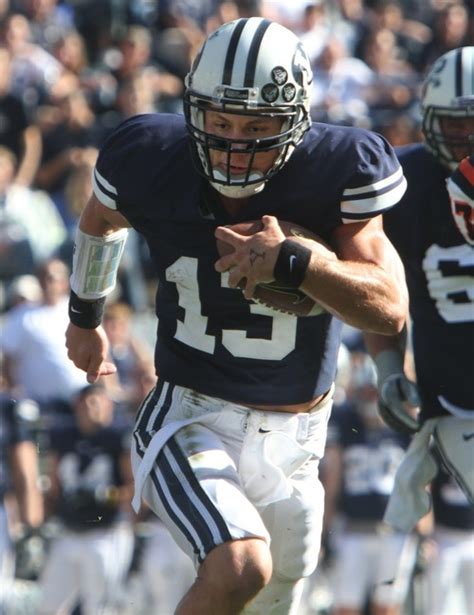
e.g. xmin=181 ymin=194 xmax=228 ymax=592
xmin=216 ymin=220 xmax=331 ymax=317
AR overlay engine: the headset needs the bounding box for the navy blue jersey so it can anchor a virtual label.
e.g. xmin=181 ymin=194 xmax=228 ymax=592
xmin=0 ymin=395 xmax=38 ymax=499
xmin=431 ymin=469 xmax=474 ymax=531
xmin=384 ymin=144 xmax=474 ymax=419
xmin=48 ymin=423 xmax=129 ymax=529
xmin=93 ymin=113 xmax=405 ymax=405
xmin=328 ymin=404 xmax=409 ymax=521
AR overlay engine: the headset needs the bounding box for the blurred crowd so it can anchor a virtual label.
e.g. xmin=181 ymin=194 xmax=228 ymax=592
xmin=0 ymin=0 xmax=473 ymax=614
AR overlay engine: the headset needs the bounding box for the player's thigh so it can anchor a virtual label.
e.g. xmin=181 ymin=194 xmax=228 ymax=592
xmin=258 ymin=397 xmax=334 ymax=582
xmin=78 ymin=529 xmax=128 ymax=613
xmin=0 ymin=503 xmax=14 ymax=583
xmin=38 ymin=536 xmax=79 ymax=613
xmin=372 ymin=532 xmax=417 ymax=607
xmin=460 ymin=555 xmax=474 ymax=615
xmin=424 ymin=544 xmax=457 ymax=614
xmin=142 ymin=521 xmax=196 ymax=609
xmin=330 ymin=533 xmax=371 ymax=609
xmin=95 ymin=522 xmax=134 ymax=587
xmin=260 ymin=461 xmax=325 ymax=582
xmin=132 ymin=423 xmax=269 ymax=568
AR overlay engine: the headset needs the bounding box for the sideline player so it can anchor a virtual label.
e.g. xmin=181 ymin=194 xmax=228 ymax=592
xmin=323 ymin=355 xmax=415 ymax=615
xmin=0 ymin=394 xmax=44 ymax=610
xmin=364 ymin=47 xmax=474 ymax=532
xmin=65 ymin=18 xmax=408 ymax=615
xmin=37 ymin=384 xmax=134 ymax=614
xmin=424 ymin=469 xmax=474 ymax=615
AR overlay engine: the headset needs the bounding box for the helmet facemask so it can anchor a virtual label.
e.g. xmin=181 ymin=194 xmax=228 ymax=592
xmin=422 ymin=103 xmax=474 ymax=170
xmin=420 ymin=47 xmax=474 ymax=170
xmin=184 ymin=92 xmax=310 ymax=198
xmin=183 ymin=17 xmax=313 ymax=198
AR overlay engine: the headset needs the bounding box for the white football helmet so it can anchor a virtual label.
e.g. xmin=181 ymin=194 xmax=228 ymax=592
xmin=421 ymin=46 xmax=474 ymax=170
xmin=184 ymin=17 xmax=312 ymax=198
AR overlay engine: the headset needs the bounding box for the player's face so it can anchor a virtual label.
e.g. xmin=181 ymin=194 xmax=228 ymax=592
xmin=204 ymin=110 xmax=282 ymax=177
xmin=76 ymin=391 xmax=113 ymax=428
xmin=440 ymin=116 xmax=474 ymax=162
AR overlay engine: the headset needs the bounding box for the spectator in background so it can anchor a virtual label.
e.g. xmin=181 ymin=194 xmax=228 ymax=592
xmin=0 ymin=46 xmax=42 ymax=187
xmin=1 ymin=258 xmax=87 ymax=408
xmin=366 ymin=0 xmax=431 ymax=72
xmin=108 ymin=25 xmax=183 ymax=112
xmin=37 ymin=383 xmax=134 ymax=615
xmin=419 ymin=2 xmax=472 ymax=71
xmin=4 ymin=274 xmax=42 ymax=312
xmin=376 ymin=112 xmax=421 ymax=147
xmin=0 ymin=394 xmax=44 ymax=611
xmin=260 ymin=0 xmax=316 ymax=31
xmin=55 ymin=159 xmax=94 ymax=264
xmin=297 ymin=2 xmax=331 ymax=65
xmin=35 ymin=89 xmax=101 ymax=225
xmin=0 ymin=145 xmax=66 ymax=267
xmin=332 ymin=0 xmax=370 ymax=57
xmin=114 ymin=71 xmax=158 ymax=118
xmin=20 ymin=0 xmax=75 ymax=53
xmin=310 ymin=36 xmax=373 ymax=126
xmin=158 ymin=0 xmax=223 ymax=33
xmin=51 ymin=30 xmax=118 ymax=115
xmin=360 ymin=27 xmax=419 ymax=129
xmin=1 ymin=13 xmax=64 ymax=113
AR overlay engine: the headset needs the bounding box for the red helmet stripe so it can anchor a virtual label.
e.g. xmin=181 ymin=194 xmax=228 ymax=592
xmin=459 ymin=156 xmax=474 ymax=186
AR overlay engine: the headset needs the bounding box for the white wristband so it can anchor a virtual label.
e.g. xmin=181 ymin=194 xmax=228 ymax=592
xmin=70 ymin=227 xmax=128 ymax=300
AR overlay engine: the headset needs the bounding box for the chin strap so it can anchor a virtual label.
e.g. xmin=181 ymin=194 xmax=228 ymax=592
xmin=210 ymin=169 xmax=266 ymax=198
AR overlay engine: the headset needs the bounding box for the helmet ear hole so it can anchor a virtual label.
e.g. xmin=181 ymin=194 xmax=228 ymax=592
xmin=421 ymin=47 xmax=474 ymax=170
xmin=183 ymin=17 xmax=312 ymax=198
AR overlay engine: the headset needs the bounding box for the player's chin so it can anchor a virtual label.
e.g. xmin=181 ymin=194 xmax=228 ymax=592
xmin=214 ymin=166 xmax=249 ymax=181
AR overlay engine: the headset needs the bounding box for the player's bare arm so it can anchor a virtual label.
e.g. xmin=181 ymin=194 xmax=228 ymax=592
xmin=308 ymin=215 xmax=408 ymax=333
xmin=215 ymin=214 xmax=408 ymax=335
xmin=65 ymin=194 xmax=131 ymax=383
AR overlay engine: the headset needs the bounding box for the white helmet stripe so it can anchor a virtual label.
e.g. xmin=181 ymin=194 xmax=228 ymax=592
xmin=243 ymin=19 xmax=272 ymax=87
xmin=456 ymin=47 xmax=474 ymax=97
xmin=222 ymin=19 xmax=247 ymax=85
xmin=463 ymin=46 xmax=474 ymax=97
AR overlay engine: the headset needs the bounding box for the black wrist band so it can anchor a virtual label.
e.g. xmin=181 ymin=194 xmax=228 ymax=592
xmin=69 ymin=291 xmax=105 ymax=329
xmin=273 ymin=239 xmax=311 ymax=287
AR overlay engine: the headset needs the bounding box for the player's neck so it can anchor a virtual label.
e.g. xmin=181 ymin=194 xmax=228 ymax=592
xmin=218 ymin=194 xmax=249 ymax=218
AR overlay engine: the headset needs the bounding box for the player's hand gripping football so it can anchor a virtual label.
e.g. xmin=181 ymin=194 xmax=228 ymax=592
xmin=214 ymin=215 xmax=287 ymax=299
xmin=66 ymin=323 xmax=117 ymax=383
xmin=378 ymin=373 xmax=420 ymax=434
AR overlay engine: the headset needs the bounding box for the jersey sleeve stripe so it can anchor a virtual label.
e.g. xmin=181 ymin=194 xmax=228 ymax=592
xmin=342 ymin=166 xmax=404 ymax=197
xmin=93 ymin=167 xmax=118 ymax=210
xmin=341 ymin=175 xmax=407 ymax=216
xmin=341 ymin=203 xmax=398 ymax=223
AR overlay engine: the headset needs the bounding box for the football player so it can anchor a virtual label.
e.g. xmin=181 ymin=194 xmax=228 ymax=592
xmin=37 ymin=384 xmax=134 ymax=615
xmin=0 ymin=394 xmax=43 ymax=610
xmin=65 ymin=18 xmax=408 ymax=615
xmin=364 ymin=47 xmax=474 ymax=533
xmin=424 ymin=469 xmax=474 ymax=615
xmin=322 ymin=355 xmax=415 ymax=615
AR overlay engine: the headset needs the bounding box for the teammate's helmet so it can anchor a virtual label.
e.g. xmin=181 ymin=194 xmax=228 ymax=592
xmin=421 ymin=46 xmax=474 ymax=170
xmin=184 ymin=18 xmax=312 ymax=198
